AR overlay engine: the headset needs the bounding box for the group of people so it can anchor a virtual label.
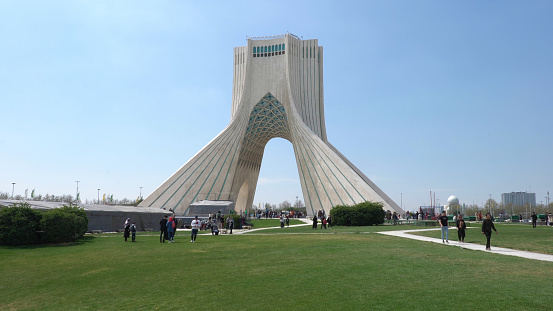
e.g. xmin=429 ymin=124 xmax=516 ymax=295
xmin=279 ymin=215 xmax=290 ymax=228
xmin=438 ymin=211 xmax=498 ymax=250
xmin=123 ymin=218 xmax=137 ymax=242
xmin=158 ymin=215 xmax=201 ymax=243
xmin=312 ymin=214 xmax=332 ymax=229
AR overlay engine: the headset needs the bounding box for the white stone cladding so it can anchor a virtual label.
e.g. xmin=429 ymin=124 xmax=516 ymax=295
xmin=139 ymin=34 xmax=403 ymax=216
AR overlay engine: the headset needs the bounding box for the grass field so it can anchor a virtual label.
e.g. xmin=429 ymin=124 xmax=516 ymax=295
xmin=409 ymin=223 xmax=553 ymax=254
xmin=1 ymin=221 xmax=552 ymax=310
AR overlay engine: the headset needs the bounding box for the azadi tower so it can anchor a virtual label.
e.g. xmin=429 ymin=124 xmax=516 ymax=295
xmin=140 ymin=33 xmax=403 ymax=216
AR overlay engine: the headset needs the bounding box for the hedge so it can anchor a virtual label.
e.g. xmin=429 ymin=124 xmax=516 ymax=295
xmin=330 ymin=201 xmax=386 ymax=226
xmin=0 ymin=203 xmax=42 ymax=245
xmin=0 ymin=203 xmax=88 ymax=245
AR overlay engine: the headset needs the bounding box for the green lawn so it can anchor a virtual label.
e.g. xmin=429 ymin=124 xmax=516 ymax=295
xmin=410 ymin=223 xmax=553 ymax=254
xmin=248 ymin=218 xmax=304 ymax=228
xmin=1 ymin=223 xmax=552 ymax=310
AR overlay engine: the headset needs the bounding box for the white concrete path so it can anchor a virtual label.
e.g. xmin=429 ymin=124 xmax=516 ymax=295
xmin=377 ymin=228 xmax=553 ymax=262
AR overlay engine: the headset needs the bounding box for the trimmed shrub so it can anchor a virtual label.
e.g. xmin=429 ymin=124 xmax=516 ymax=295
xmin=0 ymin=203 xmax=42 ymax=245
xmin=330 ymin=201 xmax=385 ymax=226
xmin=222 ymin=214 xmax=242 ymax=229
xmin=57 ymin=204 xmax=88 ymax=238
xmin=40 ymin=205 xmax=88 ymax=243
xmin=0 ymin=203 xmax=89 ymax=245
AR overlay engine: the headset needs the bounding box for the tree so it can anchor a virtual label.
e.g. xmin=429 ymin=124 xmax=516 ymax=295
xmin=278 ymin=200 xmax=291 ymax=210
xmin=485 ymin=199 xmax=498 ymax=212
xmin=294 ymin=199 xmax=304 ymax=209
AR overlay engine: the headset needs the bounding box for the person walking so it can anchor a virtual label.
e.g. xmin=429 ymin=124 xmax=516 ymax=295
xmin=438 ymin=211 xmax=449 ymax=243
xmin=456 ymin=214 xmax=466 ymax=242
xmin=124 ymin=219 xmax=131 ymax=242
xmin=166 ymin=217 xmax=175 ymax=243
xmin=481 ymin=212 xmax=498 ymax=250
xmin=160 ymin=215 xmax=168 ymax=243
xmin=327 ymin=215 xmax=332 ymax=229
xmin=130 ymin=222 xmax=137 ymax=242
xmin=531 ymin=212 xmax=538 ymax=228
xmin=191 ymin=216 xmax=201 ymax=243
xmin=280 ymin=216 xmax=285 ymax=228
xmin=229 ymin=217 xmax=234 ymax=234
xmin=312 ymin=215 xmax=317 ymax=229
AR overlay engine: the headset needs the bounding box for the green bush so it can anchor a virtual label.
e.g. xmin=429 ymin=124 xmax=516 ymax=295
xmin=330 ymin=201 xmax=385 ymax=226
xmin=57 ymin=204 xmax=88 ymax=238
xmin=0 ymin=203 xmax=42 ymax=245
xmin=222 ymin=214 xmax=242 ymax=229
xmin=0 ymin=203 xmax=88 ymax=245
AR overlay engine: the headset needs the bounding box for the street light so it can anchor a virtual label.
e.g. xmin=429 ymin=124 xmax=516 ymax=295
xmin=11 ymin=182 xmax=16 ymax=199
xmin=139 ymin=187 xmax=143 ymax=200
xmin=75 ymin=181 xmax=80 ymax=202
xmin=489 ymin=194 xmax=493 ymax=216
xmin=97 ymin=189 xmax=100 ymax=205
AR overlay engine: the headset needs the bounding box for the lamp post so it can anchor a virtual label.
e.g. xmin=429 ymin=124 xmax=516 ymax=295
xmin=97 ymin=189 xmax=100 ymax=205
xmin=75 ymin=181 xmax=80 ymax=202
xmin=11 ymin=182 xmax=16 ymax=199
xmin=139 ymin=187 xmax=143 ymax=200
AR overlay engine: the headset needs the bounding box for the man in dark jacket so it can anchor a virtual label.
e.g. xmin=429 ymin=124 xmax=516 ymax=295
xmin=481 ymin=213 xmax=498 ymax=250
xmin=160 ymin=215 xmax=168 ymax=243
xmin=531 ymin=212 xmax=538 ymax=228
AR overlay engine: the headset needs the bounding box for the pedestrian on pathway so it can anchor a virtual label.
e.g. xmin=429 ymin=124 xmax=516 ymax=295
xmin=191 ymin=216 xmax=201 ymax=242
xmin=285 ymin=215 xmax=290 ymax=227
xmin=438 ymin=211 xmax=449 ymax=243
xmin=456 ymin=214 xmax=466 ymax=242
xmin=481 ymin=212 xmax=498 ymax=251
xmin=327 ymin=215 xmax=332 ymax=229
xmin=229 ymin=217 xmax=234 ymax=234
xmin=312 ymin=215 xmax=317 ymax=229
xmin=531 ymin=212 xmax=538 ymax=228
xmin=280 ymin=216 xmax=285 ymax=228
xmin=160 ymin=215 xmax=168 ymax=243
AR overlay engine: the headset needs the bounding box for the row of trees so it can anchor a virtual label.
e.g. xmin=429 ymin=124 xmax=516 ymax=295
xmin=0 ymin=192 xmax=142 ymax=206
xmin=448 ymin=198 xmax=552 ymax=218
xmin=246 ymin=199 xmax=306 ymax=214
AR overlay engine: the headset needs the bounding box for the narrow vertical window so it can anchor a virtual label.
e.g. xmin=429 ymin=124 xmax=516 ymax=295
xmin=282 ymin=44 xmax=285 ymax=51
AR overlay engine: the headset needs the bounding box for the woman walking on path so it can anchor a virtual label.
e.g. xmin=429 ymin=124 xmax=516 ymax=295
xmin=481 ymin=213 xmax=498 ymax=250
xmin=456 ymin=214 xmax=466 ymax=242
xmin=312 ymin=215 xmax=318 ymax=229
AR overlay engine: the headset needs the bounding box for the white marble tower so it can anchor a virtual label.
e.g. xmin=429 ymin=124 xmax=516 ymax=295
xmin=139 ymin=34 xmax=403 ymax=216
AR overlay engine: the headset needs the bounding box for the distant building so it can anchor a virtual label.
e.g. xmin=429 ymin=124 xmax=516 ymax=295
xmin=501 ymin=192 xmax=536 ymax=208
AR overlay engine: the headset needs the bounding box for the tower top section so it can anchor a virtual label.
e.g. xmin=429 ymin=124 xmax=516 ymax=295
xmin=247 ymin=33 xmax=301 ymax=41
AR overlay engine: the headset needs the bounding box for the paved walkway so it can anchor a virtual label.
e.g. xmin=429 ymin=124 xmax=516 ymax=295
xmin=377 ymin=228 xmax=553 ymax=262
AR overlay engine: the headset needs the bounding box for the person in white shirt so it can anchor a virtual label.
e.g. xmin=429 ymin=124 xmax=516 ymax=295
xmin=191 ymin=216 xmax=201 ymax=243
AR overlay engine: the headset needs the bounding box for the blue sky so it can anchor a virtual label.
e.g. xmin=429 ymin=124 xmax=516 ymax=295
xmin=1 ymin=1 xmax=552 ymax=210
